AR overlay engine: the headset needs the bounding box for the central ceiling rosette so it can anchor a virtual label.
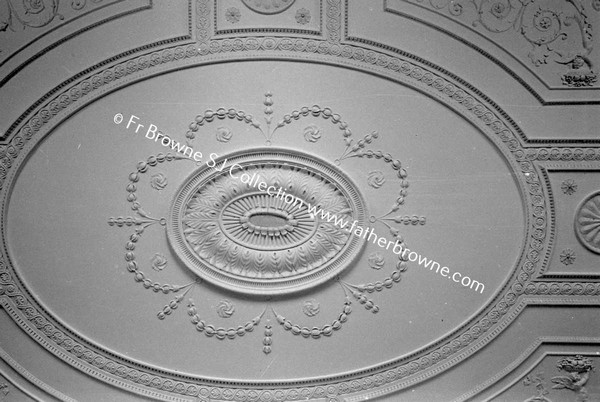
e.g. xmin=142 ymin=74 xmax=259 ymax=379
xmin=168 ymin=149 xmax=367 ymax=296
xmin=105 ymin=92 xmax=421 ymax=353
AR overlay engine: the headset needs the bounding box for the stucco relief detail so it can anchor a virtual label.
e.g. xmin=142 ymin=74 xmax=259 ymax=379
xmin=522 ymin=372 xmax=549 ymax=401
xmin=553 ymin=355 xmax=595 ymax=398
xmin=303 ymin=124 xmax=321 ymax=142
xmin=525 ymin=148 xmax=600 ymax=161
xmin=0 ymin=381 xmax=8 ymax=398
xmin=522 ymin=355 xmax=596 ymax=402
xmin=302 ymin=299 xmax=320 ymax=316
xmin=561 ymin=178 xmax=578 ymax=195
xmin=326 ymin=0 xmax=341 ymax=42
xmin=0 ymin=0 xmax=60 ymax=32
xmin=187 ymin=298 xmax=263 ymax=339
xmin=149 ymin=172 xmax=167 ymax=191
xmin=213 ymin=1 xmax=321 ymax=37
xmin=150 ymin=253 xmax=167 ymax=271
xmin=108 ymin=152 xmax=195 ymax=296
xmin=0 ymin=45 xmax=527 ymax=397
xmin=263 ymin=320 xmax=273 ymax=354
xmin=575 ymin=190 xmax=600 ymax=254
xmin=367 ymin=170 xmax=385 ymax=188
xmin=296 ymin=7 xmax=311 ymax=24
xmin=225 ymin=7 xmax=242 ymax=24
xmin=0 ymin=0 xmax=134 ymax=61
xmin=98 ymin=92 xmax=422 ymax=378
xmin=2 ymin=30 xmax=596 ymax=399
xmin=215 ymin=126 xmax=233 ymax=142
xmin=0 ymin=0 xmax=110 ymax=33
xmin=559 ymin=248 xmax=576 ymax=265
xmin=174 ymin=153 xmax=359 ymax=292
xmin=403 ymin=0 xmax=598 ymax=87
xmin=196 ymin=0 xmax=211 ymax=43
xmin=368 ymin=252 xmax=385 ymax=269
xmin=241 ymin=0 xmax=296 ymax=15
xmin=274 ymin=295 xmax=354 ymax=338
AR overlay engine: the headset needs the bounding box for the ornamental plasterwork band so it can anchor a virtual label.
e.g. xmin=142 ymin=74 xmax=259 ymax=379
xmin=108 ymin=93 xmax=415 ymax=349
xmin=0 ymin=19 xmax=599 ymax=402
xmin=0 ymin=0 xmax=153 ymax=89
xmin=399 ymin=0 xmax=599 ymax=87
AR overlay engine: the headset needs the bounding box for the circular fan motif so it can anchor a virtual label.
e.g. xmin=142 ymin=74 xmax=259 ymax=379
xmin=240 ymin=0 xmax=295 ymax=15
xmin=575 ymin=191 xmax=600 ymax=254
xmin=168 ymin=149 xmax=366 ymax=296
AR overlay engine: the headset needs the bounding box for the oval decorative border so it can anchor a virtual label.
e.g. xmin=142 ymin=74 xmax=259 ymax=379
xmin=0 ymin=32 xmax=566 ymax=401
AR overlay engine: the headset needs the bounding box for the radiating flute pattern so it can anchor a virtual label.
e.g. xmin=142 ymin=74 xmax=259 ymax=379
xmin=108 ymin=93 xmax=426 ymax=353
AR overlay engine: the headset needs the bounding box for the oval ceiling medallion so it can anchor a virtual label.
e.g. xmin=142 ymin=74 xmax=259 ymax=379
xmin=240 ymin=0 xmax=296 ymax=15
xmin=168 ymin=149 xmax=367 ymax=296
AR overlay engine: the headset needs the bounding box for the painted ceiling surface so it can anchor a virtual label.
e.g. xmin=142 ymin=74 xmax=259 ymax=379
xmin=0 ymin=1 xmax=598 ymax=401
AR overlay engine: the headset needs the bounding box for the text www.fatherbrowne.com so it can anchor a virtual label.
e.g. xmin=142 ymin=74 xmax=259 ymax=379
xmin=115 ymin=113 xmax=485 ymax=295
xmin=229 ymin=171 xmax=485 ymax=294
